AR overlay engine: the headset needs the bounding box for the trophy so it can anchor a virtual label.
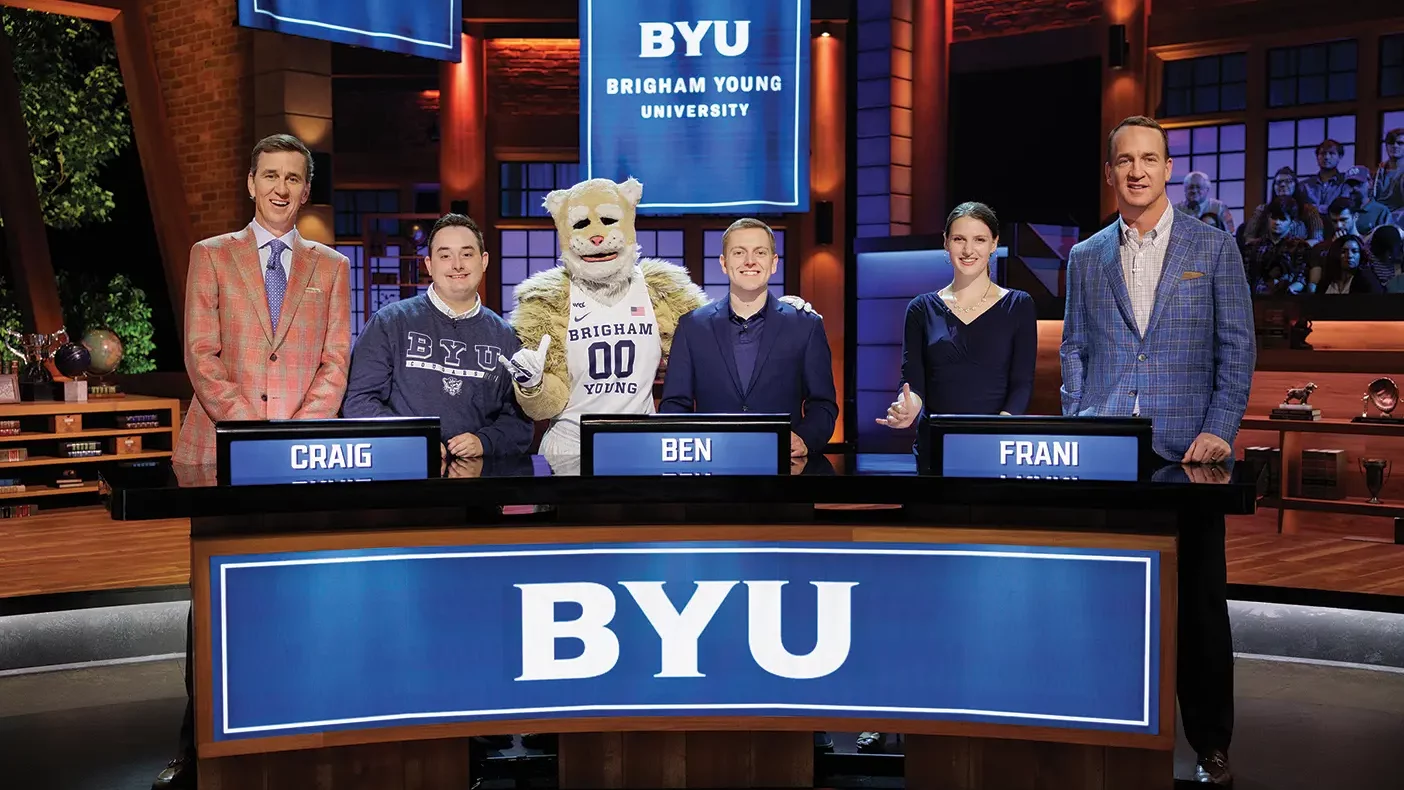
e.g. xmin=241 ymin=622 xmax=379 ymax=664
xmin=1271 ymin=382 xmax=1320 ymax=421
xmin=1354 ymin=377 xmax=1401 ymax=424
xmin=1360 ymin=458 xmax=1392 ymax=504
xmin=3 ymin=328 xmax=69 ymax=402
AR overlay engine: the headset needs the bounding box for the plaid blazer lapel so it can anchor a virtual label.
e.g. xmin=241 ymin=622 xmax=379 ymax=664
xmin=1142 ymin=217 xmax=1193 ymax=341
xmin=1100 ymin=230 xmax=1138 ymax=334
xmin=232 ymin=226 xmax=275 ymax=344
xmin=272 ymin=238 xmax=317 ymax=349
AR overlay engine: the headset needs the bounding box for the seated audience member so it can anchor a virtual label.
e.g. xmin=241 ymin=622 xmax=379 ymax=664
xmin=1242 ymin=198 xmax=1310 ymax=291
xmin=1319 ymin=234 xmax=1385 ymax=294
xmin=1309 ymin=198 xmax=1362 ymax=290
xmin=659 ymin=218 xmax=837 ymax=457
xmin=1175 ymin=171 xmax=1236 ymax=233
xmin=1245 ymin=167 xmax=1324 ymax=243
xmin=1343 ymin=165 xmax=1393 ymax=235
xmin=1200 ymin=212 xmax=1227 ymax=231
xmin=1254 ymin=260 xmax=1295 ymax=295
xmin=1299 ymin=139 xmax=1346 ymax=211
xmin=1368 ymin=225 xmax=1404 ymax=292
xmin=1376 ymin=128 xmax=1404 ymax=213
xmin=343 ymin=213 xmax=532 ymax=457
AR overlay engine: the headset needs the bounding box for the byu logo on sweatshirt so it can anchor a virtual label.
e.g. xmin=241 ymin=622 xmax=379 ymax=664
xmin=475 ymin=345 xmax=502 ymax=369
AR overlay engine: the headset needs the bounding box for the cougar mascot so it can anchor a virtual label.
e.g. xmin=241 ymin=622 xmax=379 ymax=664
xmin=498 ymin=177 xmax=705 ymax=462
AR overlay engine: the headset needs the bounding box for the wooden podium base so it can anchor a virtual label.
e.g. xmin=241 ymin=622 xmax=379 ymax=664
xmin=197 ymin=738 xmax=472 ymax=790
xmin=905 ymin=735 xmax=1172 ymax=790
xmin=559 ymin=731 xmax=813 ymax=789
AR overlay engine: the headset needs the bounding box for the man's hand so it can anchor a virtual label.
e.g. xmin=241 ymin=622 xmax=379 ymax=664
xmin=789 ymin=455 xmax=809 ymax=475
xmin=778 ymin=294 xmax=821 ymax=318
xmin=499 ymin=335 xmax=550 ymax=389
xmin=875 ymin=383 xmax=922 ymax=429
xmin=790 ymin=433 xmax=809 ymax=457
xmin=1182 ymin=432 xmax=1232 ymax=464
xmin=446 ymin=432 xmax=485 ymax=458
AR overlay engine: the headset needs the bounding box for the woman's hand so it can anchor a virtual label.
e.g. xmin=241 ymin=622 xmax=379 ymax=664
xmin=876 ymin=383 xmax=922 ymax=429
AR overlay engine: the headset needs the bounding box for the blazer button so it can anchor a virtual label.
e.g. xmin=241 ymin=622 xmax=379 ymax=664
xmin=261 ymin=394 xmax=268 ymax=402
xmin=1129 ymin=390 xmax=1137 ymax=398
xmin=741 ymin=405 xmax=750 ymax=412
xmin=1137 ymin=353 xmax=1147 ymax=361
xmin=270 ymin=353 xmax=278 ymax=362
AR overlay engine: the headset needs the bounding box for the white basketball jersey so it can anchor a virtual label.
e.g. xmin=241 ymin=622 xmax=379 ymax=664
xmin=540 ymin=272 xmax=661 ymax=454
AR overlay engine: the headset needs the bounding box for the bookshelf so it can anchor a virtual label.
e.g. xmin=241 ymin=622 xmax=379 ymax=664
xmin=1240 ymin=417 xmax=1404 ymax=536
xmin=0 ymin=395 xmax=179 ymax=516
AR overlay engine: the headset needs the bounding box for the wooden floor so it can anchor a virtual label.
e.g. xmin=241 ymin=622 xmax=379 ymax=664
xmin=2 ymin=506 xmax=1403 ymax=603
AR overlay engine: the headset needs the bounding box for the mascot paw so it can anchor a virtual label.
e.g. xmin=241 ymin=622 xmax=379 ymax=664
xmin=779 ymin=294 xmax=821 ymax=319
xmin=499 ymin=335 xmax=551 ymax=389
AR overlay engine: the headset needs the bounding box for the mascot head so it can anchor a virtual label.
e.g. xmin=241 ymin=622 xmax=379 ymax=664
xmin=543 ymin=177 xmax=642 ymax=286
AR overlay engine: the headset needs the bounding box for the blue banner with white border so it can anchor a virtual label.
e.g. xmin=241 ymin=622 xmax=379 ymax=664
xmin=580 ymin=0 xmax=811 ymax=213
xmin=208 ymin=541 xmax=1160 ymax=741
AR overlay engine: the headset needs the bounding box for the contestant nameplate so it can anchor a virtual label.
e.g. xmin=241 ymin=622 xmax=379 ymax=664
xmin=941 ymin=433 xmax=1141 ymax=481
xmin=226 ymin=434 xmax=430 ymax=486
xmin=590 ymin=430 xmax=781 ymax=475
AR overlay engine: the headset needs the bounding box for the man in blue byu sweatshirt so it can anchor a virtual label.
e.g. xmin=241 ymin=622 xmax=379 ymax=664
xmin=343 ymin=214 xmax=532 ymax=456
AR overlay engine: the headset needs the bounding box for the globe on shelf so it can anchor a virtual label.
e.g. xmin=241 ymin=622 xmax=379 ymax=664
xmin=81 ymin=329 xmax=124 ymax=376
xmin=54 ymin=342 xmax=92 ymax=379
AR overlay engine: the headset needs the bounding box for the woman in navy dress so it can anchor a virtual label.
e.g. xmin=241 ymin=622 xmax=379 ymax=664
xmin=877 ymin=201 xmax=1038 ymax=437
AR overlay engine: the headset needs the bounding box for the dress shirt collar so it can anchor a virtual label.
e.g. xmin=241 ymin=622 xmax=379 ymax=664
xmin=727 ymin=292 xmax=769 ymax=325
xmin=1119 ymin=200 xmax=1175 ymax=246
xmin=250 ymin=219 xmax=299 ymax=254
xmin=427 ymin=284 xmax=481 ymax=320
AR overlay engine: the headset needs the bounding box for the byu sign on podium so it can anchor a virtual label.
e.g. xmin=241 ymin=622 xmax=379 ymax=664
xmin=209 ymin=542 xmax=1161 ymax=741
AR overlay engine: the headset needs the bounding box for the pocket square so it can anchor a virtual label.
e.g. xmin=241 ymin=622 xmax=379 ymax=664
xmin=305 ymin=287 xmax=323 ymax=293
xmin=1181 ymin=271 xmax=1205 ymax=280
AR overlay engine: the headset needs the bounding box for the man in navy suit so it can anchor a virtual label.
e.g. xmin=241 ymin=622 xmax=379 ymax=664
xmin=660 ymin=219 xmax=837 ymax=457
xmin=1061 ymin=116 xmax=1255 ymax=785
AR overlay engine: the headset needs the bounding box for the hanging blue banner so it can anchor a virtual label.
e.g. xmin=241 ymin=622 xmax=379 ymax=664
xmin=237 ymin=0 xmax=462 ymax=62
xmin=208 ymin=541 xmax=1161 ymax=742
xmin=580 ymin=0 xmax=812 ymax=214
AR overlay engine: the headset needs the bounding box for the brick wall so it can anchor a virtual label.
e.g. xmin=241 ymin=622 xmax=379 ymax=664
xmin=144 ymin=0 xmax=254 ymax=243
xmin=486 ymin=39 xmax=579 ymax=149
xmin=954 ymin=0 xmax=1101 ymax=41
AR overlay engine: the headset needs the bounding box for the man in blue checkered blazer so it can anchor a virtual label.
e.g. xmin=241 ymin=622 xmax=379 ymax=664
xmin=1060 ymin=116 xmax=1255 ymax=786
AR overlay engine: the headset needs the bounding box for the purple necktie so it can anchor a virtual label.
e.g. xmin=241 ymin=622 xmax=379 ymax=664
xmin=265 ymin=239 xmax=288 ymax=331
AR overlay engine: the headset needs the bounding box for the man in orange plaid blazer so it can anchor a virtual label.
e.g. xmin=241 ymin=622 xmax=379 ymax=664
xmin=172 ymin=134 xmax=350 ymax=466
xmin=156 ymin=134 xmax=348 ymax=790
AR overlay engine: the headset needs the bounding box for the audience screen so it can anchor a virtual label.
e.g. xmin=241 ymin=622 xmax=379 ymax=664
xmin=236 ymin=0 xmax=463 ymax=62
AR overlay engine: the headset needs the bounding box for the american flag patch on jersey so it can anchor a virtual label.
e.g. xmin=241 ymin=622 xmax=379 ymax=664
xmin=631 ymin=305 xmax=645 ymax=316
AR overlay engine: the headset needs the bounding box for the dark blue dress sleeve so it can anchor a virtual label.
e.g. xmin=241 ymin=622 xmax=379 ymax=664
xmin=899 ymin=296 xmax=929 ymax=405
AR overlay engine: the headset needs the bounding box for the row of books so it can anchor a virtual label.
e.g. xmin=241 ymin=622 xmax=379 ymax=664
xmin=58 ymin=440 xmax=103 ymax=458
xmin=0 ymin=447 xmax=28 ymax=463
xmin=117 ymin=414 xmax=161 ymax=429
xmin=1 ymin=503 xmax=37 ymax=519
xmin=1242 ymin=446 xmax=1347 ymax=499
xmin=0 ymin=419 xmax=19 ymax=436
xmin=0 ymin=475 xmax=23 ymax=494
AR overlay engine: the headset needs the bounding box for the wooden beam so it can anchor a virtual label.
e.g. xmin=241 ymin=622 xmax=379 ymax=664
xmin=2 ymin=0 xmax=119 ymax=22
xmin=0 ymin=21 xmax=64 ymax=333
xmin=110 ymin=2 xmax=194 ymax=338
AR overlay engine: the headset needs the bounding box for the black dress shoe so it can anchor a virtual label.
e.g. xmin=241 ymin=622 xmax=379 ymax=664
xmin=152 ymin=754 xmax=196 ymax=790
xmin=1194 ymin=750 xmax=1232 ymax=785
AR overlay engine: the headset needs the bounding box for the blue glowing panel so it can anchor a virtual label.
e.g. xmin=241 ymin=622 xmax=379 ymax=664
xmin=590 ymin=431 xmax=781 ymax=475
xmin=237 ymin=0 xmax=462 ymax=62
xmin=581 ymin=0 xmax=811 ymax=213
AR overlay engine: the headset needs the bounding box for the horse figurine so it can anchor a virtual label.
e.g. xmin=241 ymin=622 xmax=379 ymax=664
xmin=1283 ymin=382 xmax=1317 ymax=405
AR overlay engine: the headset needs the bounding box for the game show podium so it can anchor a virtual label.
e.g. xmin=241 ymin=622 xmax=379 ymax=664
xmin=100 ymin=416 xmax=1257 ymax=790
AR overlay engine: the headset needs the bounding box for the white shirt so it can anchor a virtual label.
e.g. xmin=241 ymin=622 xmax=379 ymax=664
xmin=427 ymin=284 xmax=481 ymax=320
xmin=250 ymin=220 xmax=297 ymax=281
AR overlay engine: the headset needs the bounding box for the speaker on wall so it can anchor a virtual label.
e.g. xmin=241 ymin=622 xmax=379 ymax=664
xmin=309 ymin=151 xmax=332 ymax=205
xmin=815 ymin=200 xmax=834 ymax=245
xmin=1108 ymin=25 xmax=1129 ymax=70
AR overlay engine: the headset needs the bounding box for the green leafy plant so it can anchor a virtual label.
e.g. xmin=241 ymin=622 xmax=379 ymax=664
xmin=0 ymin=277 xmax=25 ymax=368
xmin=56 ymin=271 xmax=156 ymax=374
xmin=2 ymin=8 xmax=131 ymax=229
